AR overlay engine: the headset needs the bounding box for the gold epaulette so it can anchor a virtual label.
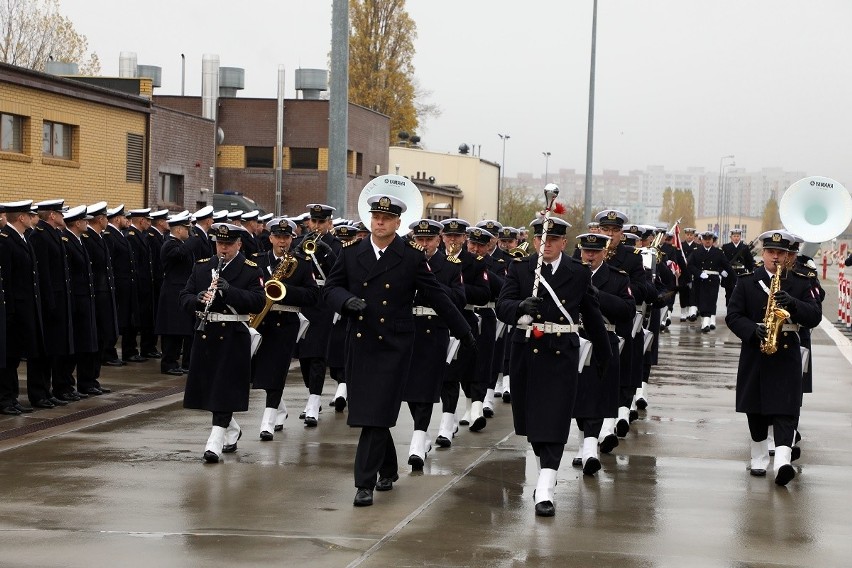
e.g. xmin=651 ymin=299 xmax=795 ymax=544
xmin=103 ymin=230 xmax=111 ymax=235
xmin=61 ymin=236 xmax=68 ymax=242
xmin=196 ymin=257 xmax=211 ymax=264
xmin=0 ymin=233 xmax=7 ymax=238
xmin=792 ymin=270 xmax=815 ymax=278
xmin=446 ymin=255 xmax=461 ymax=264
xmin=36 ymin=226 xmax=44 ymax=231
xmin=82 ymin=233 xmax=89 ymax=238
xmin=127 ymin=230 xmax=135 ymax=236
xmin=244 ymin=258 xmax=258 ymax=267
xmin=633 ymin=248 xmax=641 ymax=254
xmin=342 ymin=239 xmax=359 ymax=248
xmin=408 ymin=240 xmax=425 ymax=252
xmin=496 ymin=258 xmax=506 ymax=263
xmin=476 ymin=255 xmax=484 ymax=261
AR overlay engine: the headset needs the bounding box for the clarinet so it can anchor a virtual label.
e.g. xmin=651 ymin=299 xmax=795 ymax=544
xmin=197 ymin=255 xmax=225 ymax=332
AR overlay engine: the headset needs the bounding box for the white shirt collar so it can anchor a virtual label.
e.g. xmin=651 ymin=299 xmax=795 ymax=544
xmin=544 ymin=254 xmax=562 ymax=273
xmin=371 ymin=238 xmax=387 ymax=260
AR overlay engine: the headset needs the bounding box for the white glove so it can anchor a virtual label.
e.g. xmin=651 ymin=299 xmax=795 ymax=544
xmin=700 ymin=271 xmax=709 ymax=279
xmin=720 ymin=270 xmax=728 ymax=278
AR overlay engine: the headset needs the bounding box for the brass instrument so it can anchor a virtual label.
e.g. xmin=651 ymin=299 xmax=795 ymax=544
xmin=446 ymin=241 xmax=462 ymax=260
xmin=249 ymin=252 xmax=299 ymax=329
xmin=301 ymin=231 xmax=321 ymax=255
xmin=759 ymin=261 xmax=789 ymax=355
xmin=508 ymin=241 xmax=530 ymax=258
xmin=604 ymin=238 xmax=618 ymax=261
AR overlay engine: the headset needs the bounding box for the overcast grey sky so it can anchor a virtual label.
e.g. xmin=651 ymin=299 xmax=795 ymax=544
xmin=59 ymin=0 xmax=852 ymax=187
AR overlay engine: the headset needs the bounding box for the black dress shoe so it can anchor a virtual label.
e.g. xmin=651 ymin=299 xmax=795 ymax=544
xmin=353 ymin=488 xmax=374 ymax=507
xmin=483 ymin=406 xmax=494 ymax=418
xmin=435 ymin=435 xmax=451 ymax=448
xmin=124 ymin=355 xmax=148 ymax=363
xmin=502 ymin=391 xmax=511 ymax=403
xmin=749 ymin=468 xmax=766 ymax=477
xmin=775 ymin=464 xmax=795 ymax=486
xmin=583 ymin=457 xmax=602 ymax=476
xmin=163 ymin=368 xmax=185 ymax=376
xmin=629 ymin=410 xmax=639 ymax=422
xmin=333 ymin=396 xmax=347 ymax=412
xmin=97 ymin=386 xmax=112 ymax=394
xmin=222 ymin=430 xmax=242 ymax=453
xmin=273 ymin=425 xmax=284 ymax=432
xmin=1 ymin=406 xmax=22 ymax=416
xmin=791 ymin=446 xmax=801 ymax=462
xmin=57 ymin=392 xmax=80 ymax=402
xmin=375 ymin=474 xmax=399 ymax=492
xmin=32 ymin=399 xmax=55 ymax=409
xmin=408 ymin=454 xmax=424 ymax=471
xmin=142 ymin=351 xmax=163 ymax=359
xmin=48 ymin=396 xmax=69 ymax=406
xmin=571 ymin=457 xmax=583 ymax=467
xmin=260 ymin=430 xmax=273 ymax=441
xmin=103 ymin=359 xmax=125 ymax=367
xmin=304 ymin=416 xmax=318 ymax=427
xmin=175 ymin=367 xmax=190 ymax=374
xmin=13 ymin=402 xmax=33 ymax=413
xmin=535 ymin=501 xmax=555 ymax=517
xmin=80 ymin=387 xmax=103 ymax=396
xmin=203 ymin=450 xmax=220 ymax=464
xmin=70 ymin=390 xmax=88 ymax=399
xmin=616 ymin=419 xmax=630 ymax=437
xmin=599 ymin=434 xmax=619 ymax=454
xmin=635 ymin=398 xmax=648 ymax=410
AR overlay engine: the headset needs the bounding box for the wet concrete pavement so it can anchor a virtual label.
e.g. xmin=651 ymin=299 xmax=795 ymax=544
xmin=2 ymin=285 xmax=852 ymax=568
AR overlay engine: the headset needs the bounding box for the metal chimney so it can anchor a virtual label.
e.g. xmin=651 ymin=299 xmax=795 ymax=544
xmin=201 ymin=54 xmax=220 ymax=121
xmin=218 ymin=67 xmax=245 ymax=98
xmin=295 ymin=69 xmax=328 ymax=100
xmin=136 ymin=65 xmax=162 ymax=88
xmin=119 ymin=52 xmax=137 ymax=78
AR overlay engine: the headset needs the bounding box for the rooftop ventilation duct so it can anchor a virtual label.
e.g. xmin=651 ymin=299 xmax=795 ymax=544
xmin=119 ymin=52 xmax=137 ymax=78
xmin=295 ymin=68 xmax=328 ymax=100
xmin=218 ymin=67 xmax=244 ymax=98
xmin=202 ymin=54 xmax=219 ymax=121
xmin=45 ymin=61 xmax=79 ymax=75
xmin=137 ymin=65 xmax=162 ymax=88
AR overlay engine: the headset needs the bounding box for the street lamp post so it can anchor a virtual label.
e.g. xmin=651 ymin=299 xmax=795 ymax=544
xmin=498 ymin=133 xmax=510 ymax=219
xmin=716 ymin=154 xmax=734 ymax=235
xmin=721 ymin=162 xmax=735 ymax=240
xmin=542 ymin=151 xmax=551 ymax=184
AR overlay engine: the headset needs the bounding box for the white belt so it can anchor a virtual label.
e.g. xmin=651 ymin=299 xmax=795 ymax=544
xmin=196 ymin=312 xmax=250 ymax=322
xmin=466 ymin=302 xmax=495 ymax=310
xmin=271 ymin=304 xmax=301 ymax=313
xmin=781 ymin=324 xmax=800 ymax=332
xmin=703 ymin=270 xmax=720 ymax=275
xmin=516 ymin=322 xmax=579 ymax=334
xmin=413 ymin=306 xmax=438 ymax=316
xmin=316 ymin=279 xmax=326 ymax=286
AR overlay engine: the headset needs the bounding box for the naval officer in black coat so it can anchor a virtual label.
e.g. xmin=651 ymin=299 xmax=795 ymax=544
xmin=180 ymin=223 xmax=265 ymax=463
xmin=687 ymin=231 xmax=733 ymax=332
xmin=155 ymin=212 xmax=196 ymax=375
xmin=725 ymin=230 xmax=822 ymax=486
xmin=497 ymin=215 xmax=612 ymax=517
xmin=324 ymin=194 xmax=474 ymax=507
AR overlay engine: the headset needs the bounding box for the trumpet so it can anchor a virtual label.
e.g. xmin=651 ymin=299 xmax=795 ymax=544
xmin=508 ymin=241 xmax=530 ymax=258
xmin=197 ymin=255 xmax=225 ymax=332
xmin=301 ymin=231 xmax=321 ymax=255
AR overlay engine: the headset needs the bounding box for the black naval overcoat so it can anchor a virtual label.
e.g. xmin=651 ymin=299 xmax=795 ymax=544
xmin=324 ymin=235 xmax=471 ymax=428
xmin=155 ymin=235 xmax=196 ymax=336
xmin=251 ymin=250 xmax=319 ymax=390
xmin=0 ymin=226 xmax=44 ymax=358
xmin=445 ymin=248 xmax=490 ymax=385
xmin=103 ymin=224 xmax=140 ymax=329
xmin=607 ymin=243 xmax=653 ymax=388
xmin=403 ymin=249 xmax=466 ymax=403
xmin=83 ymin=227 xmax=119 ymax=349
xmin=725 ymin=266 xmax=821 ymax=416
xmin=62 ymin=230 xmax=98 ymax=353
xmin=295 ymin=232 xmax=341 ymax=359
xmin=496 ymin=253 xmax=611 ymax=443
xmin=687 ymin=246 xmax=733 ymax=315
xmin=126 ymin=226 xmax=155 ymax=328
xmin=574 ymin=264 xmax=635 ymax=419
xmin=29 ymin=220 xmax=73 ymax=356
xmin=180 ymin=253 xmax=265 ymax=412
xmin=188 ymin=225 xmax=214 ymax=260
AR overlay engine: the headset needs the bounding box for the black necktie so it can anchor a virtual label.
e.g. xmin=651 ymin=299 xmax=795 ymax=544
xmin=543 ymin=263 xmax=552 ymax=277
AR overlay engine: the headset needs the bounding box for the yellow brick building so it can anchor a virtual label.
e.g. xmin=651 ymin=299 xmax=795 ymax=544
xmin=0 ymin=63 xmax=150 ymax=208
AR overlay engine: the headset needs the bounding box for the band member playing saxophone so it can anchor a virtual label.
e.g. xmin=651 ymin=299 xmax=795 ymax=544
xmin=725 ymin=230 xmax=821 ymax=486
xmin=180 ymin=223 xmax=265 ymax=464
xmin=251 ymin=218 xmax=319 ymax=441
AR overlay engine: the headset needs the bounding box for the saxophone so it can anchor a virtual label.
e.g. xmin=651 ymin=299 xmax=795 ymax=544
xmin=249 ymin=252 xmax=299 ymax=329
xmin=759 ymin=263 xmax=790 ymax=355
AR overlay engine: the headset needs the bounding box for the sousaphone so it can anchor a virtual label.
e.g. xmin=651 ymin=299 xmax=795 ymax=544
xmin=358 ymin=174 xmax=424 ymax=235
xmin=779 ymin=176 xmax=852 ymax=256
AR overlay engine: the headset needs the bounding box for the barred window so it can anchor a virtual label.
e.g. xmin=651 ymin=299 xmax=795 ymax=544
xmin=126 ymin=133 xmax=144 ymax=182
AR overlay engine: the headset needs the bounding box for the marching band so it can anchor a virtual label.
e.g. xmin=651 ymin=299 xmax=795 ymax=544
xmin=0 ymin=182 xmax=831 ymax=512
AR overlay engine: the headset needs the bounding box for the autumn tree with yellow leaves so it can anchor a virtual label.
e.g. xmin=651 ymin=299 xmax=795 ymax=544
xmin=348 ymin=0 xmax=419 ymax=142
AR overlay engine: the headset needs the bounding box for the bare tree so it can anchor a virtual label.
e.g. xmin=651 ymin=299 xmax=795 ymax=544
xmin=0 ymin=0 xmax=99 ymax=73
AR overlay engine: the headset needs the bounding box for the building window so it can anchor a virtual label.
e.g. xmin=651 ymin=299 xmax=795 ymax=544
xmin=1 ymin=113 xmax=23 ymax=153
xmin=356 ymin=152 xmax=363 ymax=176
xmin=160 ymin=173 xmax=184 ymax=204
xmin=245 ymin=146 xmax=274 ymax=168
xmin=42 ymin=120 xmax=73 ymax=159
xmin=290 ymin=147 xmax=318 ymax=170
xmin=126 ymin=133 xmax=144 ymax=182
